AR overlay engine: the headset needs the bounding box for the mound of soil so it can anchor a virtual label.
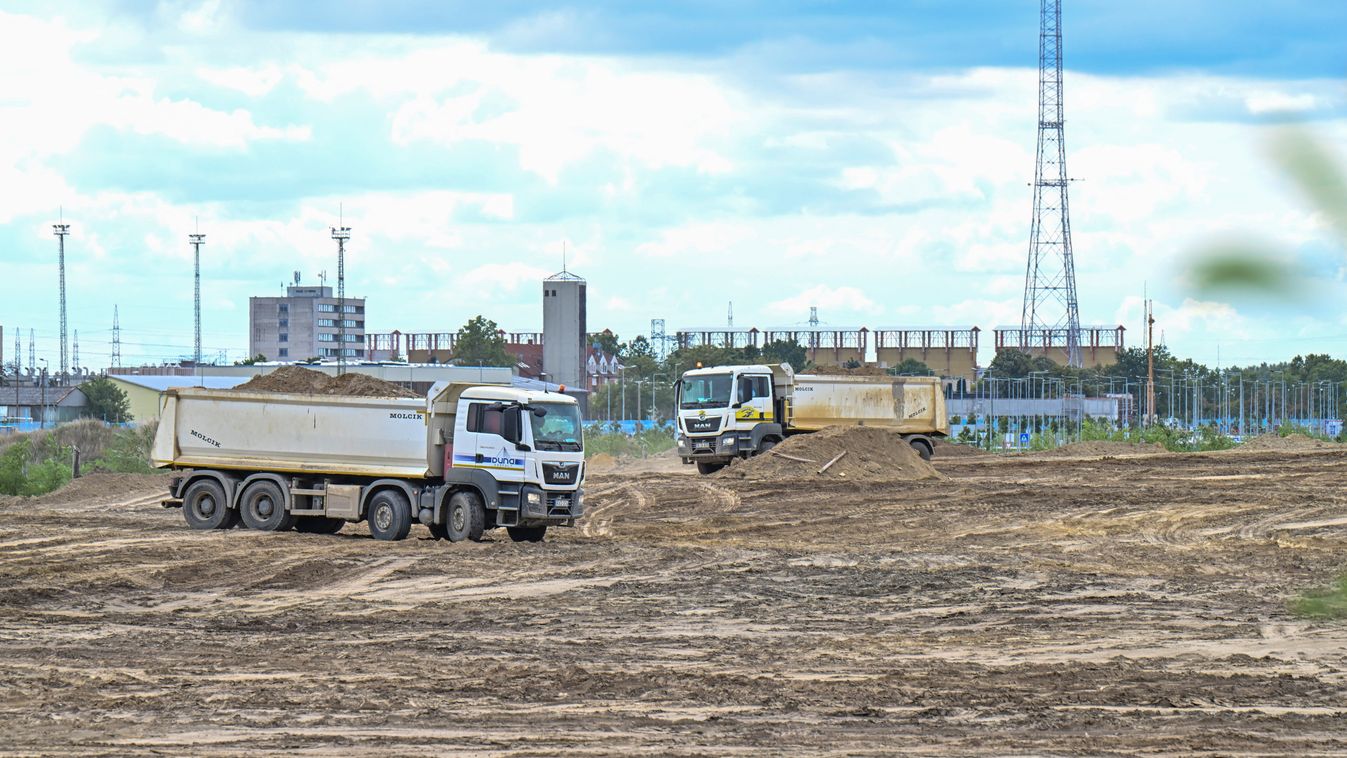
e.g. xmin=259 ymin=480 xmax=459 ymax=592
xmin=717 ymin=425 xmax=943 ymax=482
xmin=25 ymin=473 xmax=169 ymax=506
xmin=236 ymin=366 xmax=417 ymax=398
xmin=1239 ymin=433 xmax=1340 ymax=452
xmin=1032 ymin=441 xmax=1167 ymax=458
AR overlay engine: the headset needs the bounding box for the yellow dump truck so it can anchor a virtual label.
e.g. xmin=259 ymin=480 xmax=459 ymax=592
xmin=675 ymin=363 xmax=948 ymax=474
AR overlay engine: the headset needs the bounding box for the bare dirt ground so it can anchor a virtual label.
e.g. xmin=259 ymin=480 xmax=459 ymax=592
xmin=5 ymin=448 xmax=1347 ymax=755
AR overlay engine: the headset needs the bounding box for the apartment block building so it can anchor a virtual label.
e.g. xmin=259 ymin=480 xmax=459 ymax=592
xmin=249 ymin=285 xmax=366 ymax=361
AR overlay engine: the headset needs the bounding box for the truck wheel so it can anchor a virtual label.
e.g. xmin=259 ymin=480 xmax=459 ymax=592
xmin=294 ymin=517 xmax=345 ymax=535
xmin=444 ymin=491 xmax=485 ymax=543
xmin=239 ymin=480 xmax=295 ymax=532
xmin=507 ymin=526 xmax=547 ymax=543
xmin=758 ymin=438 xmax=778 ymax=455
xmin=910 ymin=439 xmax=933 ymax=461
xmin=367 ymin=490 xmax=412 ymax=541
xmin=696 ymin=462 xmax=724 ymax=475
xmin=182 ymin=479 xmax=237 ymax=530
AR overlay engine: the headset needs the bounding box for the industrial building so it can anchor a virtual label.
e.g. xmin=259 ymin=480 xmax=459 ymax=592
xmin=248 ymin=285 xmax=366 ymax=362
xmin=874 ymin=327 xmax=981 ymax=383
xmin=993 ymin=325 xmax=1125 ymax=369
xmin=542 ymin=269 xmax=587 ymax=389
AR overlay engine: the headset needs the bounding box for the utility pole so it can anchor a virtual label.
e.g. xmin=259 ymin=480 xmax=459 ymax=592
xmin=27 ymin=329 xmax=34 ymax=375
xmin=1021 ymin=0 xmax=1082 ymax=368
xmin=1145 ymin=299 xmax=1155 ymax=425
xmin=190 ymin=229 xmax=205 ymax=366
xmin=53 ymin=217 xmax=70 ymax=382
xmin=331 ymin=220 xmax=351 ymax=375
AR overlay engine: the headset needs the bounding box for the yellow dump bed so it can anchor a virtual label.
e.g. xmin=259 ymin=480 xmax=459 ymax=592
xmin=788 ymin=374 xmax=948 ymax=435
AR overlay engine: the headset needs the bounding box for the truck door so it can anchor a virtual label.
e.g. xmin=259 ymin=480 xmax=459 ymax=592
xmin=464 ymin=403 xmax=528 ymax=483
xmin=733 ymin=374 xmax=774 ymax=425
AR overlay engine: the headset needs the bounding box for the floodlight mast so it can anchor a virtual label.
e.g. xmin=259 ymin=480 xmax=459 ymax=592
xmin=190 ymin=232 xmax=206 ymax=366
xmin=331 ymin=225 xmax=351 ymax=375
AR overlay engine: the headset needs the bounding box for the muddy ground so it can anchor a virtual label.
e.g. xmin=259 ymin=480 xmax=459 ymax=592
xmin=4 ymin=448 xmax=1347 ymax=755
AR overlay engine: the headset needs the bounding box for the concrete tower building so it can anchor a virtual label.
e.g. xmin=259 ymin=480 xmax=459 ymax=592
xmin=542 ymin=269 xmax=586 ymax=391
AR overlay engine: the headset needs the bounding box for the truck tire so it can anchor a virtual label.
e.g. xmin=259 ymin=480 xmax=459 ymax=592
xmin=367 ymin=490 xmax=412 ymax=541
xmin=443 ymin=491 xmax=485 ymax=543
xmin=507 ymin=526 xmax=547 ymax=543
xmin=182 ymin=479 xmax=237 ymax=530
xmin=294 ymin=516 xmax=345 ymax=535
xmin=696 ymin=461 xmax=724 ymax=475
xmin=238 ymin=480 xmax=295 ymax=532
xmin=910 ymin=439 xmax=933 ymax=461
xmin=758 ymin=438 xmax=778 ymax=455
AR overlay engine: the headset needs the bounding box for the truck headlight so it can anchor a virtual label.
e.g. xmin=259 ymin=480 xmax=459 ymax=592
xmin=721 ymin=436 xmax=736 ymax=447
xmin=526 ymin=491 xmax=542 ymax=506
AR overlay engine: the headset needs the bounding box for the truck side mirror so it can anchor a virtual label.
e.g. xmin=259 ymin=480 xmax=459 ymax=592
xmin=532 ymin=407 xmax=547 ymax=417
xmin=515 ymin=442 xmax=532 ymax=452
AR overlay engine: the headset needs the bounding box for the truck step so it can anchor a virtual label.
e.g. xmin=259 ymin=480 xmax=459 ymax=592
xmin=289 ymin=488 xmax=327 ymax=496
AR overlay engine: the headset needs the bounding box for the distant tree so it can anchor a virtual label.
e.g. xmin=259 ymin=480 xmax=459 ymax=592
xmin=451 ymin=316 xmax=515 ymax=368
xmin=842 ymin=358 xmax=863 ymax=369
xmin=760 ymin=339 xmax=809 ymax=372
xmin=889 ymin=358 xmax=933 ymax=376
xmin=986 ymin=349 xmax=1056 ymax=379
xmin=236 ymin=354 xmax=267 ymax=365
xmin=592 ymin=330 xmax=621 ymax=358
xmin=80 ymin=377 xmax=131 ymax=423
xmin=625 ymin=335 xmax=655 ymax=360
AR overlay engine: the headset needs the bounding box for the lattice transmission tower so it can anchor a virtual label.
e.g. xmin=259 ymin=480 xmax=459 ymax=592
xmin=1021 ymin=0 xmax=1082 ymax=368
xmin=112 ymin=306 xmax=121 ymax=369
xmin=190 ymin=230 xmax=205 ymax=365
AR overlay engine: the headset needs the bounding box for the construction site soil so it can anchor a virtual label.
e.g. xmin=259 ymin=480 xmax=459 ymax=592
xmin=5 ymin=449 xmax=1347 ymax=755
xmin=235 ymin=365 xmax=419 ymax=398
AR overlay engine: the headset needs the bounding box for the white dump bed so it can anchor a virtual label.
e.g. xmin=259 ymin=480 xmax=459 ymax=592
xmin=790 ymin=374 xmax=948 ymax=435
xmin=152 ymin=388 xmax=437 ymax=478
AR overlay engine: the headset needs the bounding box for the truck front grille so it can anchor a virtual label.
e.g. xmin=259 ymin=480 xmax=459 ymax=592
xmin=684 ymin=416 xmax=721 ymax=434
xmin=542 ymin=462 xmax=581 ymax=486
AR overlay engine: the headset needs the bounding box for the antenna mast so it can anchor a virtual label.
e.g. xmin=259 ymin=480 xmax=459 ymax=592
xmin=53 ymin=215 xmax=70 ymax=381
xmin=73 ymin=330 xmax=79 ymax=374
xmin=1020 ymin=0 xmax=1082 ymax=367
xmin=28 ymin=329 xmax=35 ymax=375
xmin=190 ymin=229 xmax=205 ymax=365
xmin=331 ymin=220 xmax=351 ymax=375
xmin=112 ymin=306 xmax=121 ymax=369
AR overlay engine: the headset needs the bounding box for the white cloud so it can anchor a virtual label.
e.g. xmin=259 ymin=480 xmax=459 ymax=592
xmin=196 ymin=63 xmax=284 ymax=97
xmin=765 ymin=285 xmax=881 ymax=320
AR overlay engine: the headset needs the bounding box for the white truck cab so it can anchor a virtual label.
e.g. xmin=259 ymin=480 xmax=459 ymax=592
xmin=675 ymin=364 xmax=793 ymax=474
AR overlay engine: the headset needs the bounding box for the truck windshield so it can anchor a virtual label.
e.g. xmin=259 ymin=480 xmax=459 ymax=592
xmin=529 ymin=404 xmax=583 ymax=452
xmin=681 ymin=374 xmax=732 ymax=409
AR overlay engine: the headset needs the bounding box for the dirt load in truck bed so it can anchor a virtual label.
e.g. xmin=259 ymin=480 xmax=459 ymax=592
xmin=234 ymin=365 xmax=419 ymax=398
xmin=716 ymin=425 xmax=943 ymax=482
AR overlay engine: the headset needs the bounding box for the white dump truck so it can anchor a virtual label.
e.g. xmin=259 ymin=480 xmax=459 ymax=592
xmin=675 ymin=363 xmax=948 ymax=474
xmin=152 ymin=380 xmax=585 ymax=542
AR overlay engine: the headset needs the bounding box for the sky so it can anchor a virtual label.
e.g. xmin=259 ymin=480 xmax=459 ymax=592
xmin=2 ymin=0 xmax=1347 ymax=371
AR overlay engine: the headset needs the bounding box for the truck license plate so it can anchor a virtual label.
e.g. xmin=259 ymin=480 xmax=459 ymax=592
xmin=694 ymin=440 xmax=711 ymax=449
xmin=557 ymin=498 xmax=570 ymax=510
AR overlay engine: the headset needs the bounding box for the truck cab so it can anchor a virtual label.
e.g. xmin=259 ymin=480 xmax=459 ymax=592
xmin=675 ymin=364 xmax=793 ymax=474
xmin=448 ymin=386 xmax=586 ymax=532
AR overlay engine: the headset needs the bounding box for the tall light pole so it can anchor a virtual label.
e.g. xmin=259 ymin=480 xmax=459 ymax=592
xmin=53 ymin=221 xmax=70 ymax=382
xmin=38 ymin=358 xmax=48 ymax=429
xmin=331 ymin=222 xmax=351 ymax=375
xmin=189 ymin=231 xmax=205 ymax=366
